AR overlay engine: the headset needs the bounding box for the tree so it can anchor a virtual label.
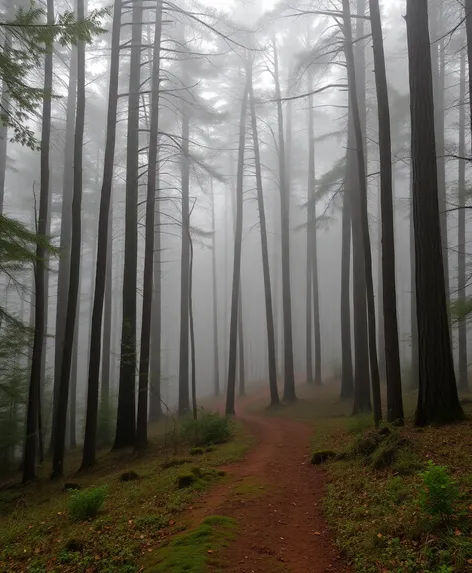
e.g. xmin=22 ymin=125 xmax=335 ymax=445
xmin=51 ymin=0 xmax=86 ymax=479
xmin=136 ymin=0 xmax=163 ymax=449
xmin=225 ymin=77 xmax=248 ymax=416
xmin=273 ymin=38 xmax=296 ymax=403
xmin=81 ymin=0 xmax=122 ymax=468
xmin=369 ymin=0 xmax=403 ymax=423
xmin=210 ymin=178 xmax=220 ymax=397
xmin=114 ymin=0 xmax=143 ymax=448
xmin=466 ymin=0 xmax=472 ymax=138
xmin=405 ymin=0 xmax=463 ymax=426
xmin=247 ymin=54 xmax=279 ymax=408
xmin=342 ymin=0 xmax=381 ymax=425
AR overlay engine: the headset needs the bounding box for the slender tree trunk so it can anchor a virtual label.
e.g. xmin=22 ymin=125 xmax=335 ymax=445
xmin=340 ymin=149 xmax=354 ymax=399
xmin=0 ymin=0 xmax=12 ymax=212
xmin=369 ymin=0 xmax=403 ymax=423
xmin=273 ymin=39 xmax=296 ymax=402
xmin=81 ymin=0 xmax=121 ymax=468
xmin=210 ymin=179 xmax=220 ymax=397
xmin=406 ymin=0 xmax=463 ymax=426
xmin=23 ymin=0 xmax=54 ymax=482
xmin=225 ymin=82 xmax=248 ymax=416
xmin=189 ymin=233 xmax=197 ymax=420
xmin=466 ymin=0 xmax=472 ymax=139
xmin=409 ymin=169 xmax=419 ymax=389
xmin=248 ymin=56 xmax=279 ymax=407
xmin=376 ymin=194 xmax=385 ymax=380
xmin=238 ymin=290 xmax=246 ymax=396
xmin=136 ymin=0 xmax=162 ymax=449
xmin=149 ymin=172 xmax=162 ymax=421
xmin=458 ymin=40 xmax=468 ymax=392
xmin=343 ymin=0 xmax=381 ymax=426
xmin=51 ymin=43 xmax=76 ymax=454
xmin=178 ymin=62 xmax=191 ymax=416
xmin=51 ymin=0 xmax=85 ymax=478
xmin=114 ymin=0 xmax=142 ymax=448
xmin=69 ymin=304 xmax=79 ymax=449
xmin=306 ymin=175 xmax=313 ymax=386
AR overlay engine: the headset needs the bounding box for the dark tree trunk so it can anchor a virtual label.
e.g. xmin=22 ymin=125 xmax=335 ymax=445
xmin=149 ymin=172 xmax=162 ymax=421
xmin=340 ymin=149 xmax=354 ymax=399
xmin=51 ymin=43 xmax=76 ymax=454
xmin=248 ymin=56 xmax=279 ymax=407
xmin=273 ymin=39 xmax=296 ymax=403
xmin=306 ymin=181 xmax=313 ymax=386
xmin=69 ymin=308 xmax=79 ymax=449
xmin=409 ymin=169 xmax=419 ymax=389
xmin=81 ymin=0 xmax=121 ymax=468
xmin=136 ymin=0 xmax=162 ymax=450
xmin=458 ymin=40 xmax=468 ymax=392
xmin=225 ymin=82 xmax=248 ymax=416
xmin=343 ymin=0 xmax=381 ymax=425
xmin=238 ymin=291 xmax=246 ymax=397
xmin=114 ymin=0 xmax=142 ymax=448
xmin=369 ymin=0 xmax=403 ymax=424
xmin=0 ymin=0 xmax=12 ymax=213
xmin=307 ymin=72 xmax=322 ymax=387
xmin=376 ymin=195 xmax=385 ymax=381
xmin=51 ymin=0 xmax=85 ymax=478
xmin=23 ymin=0 xmax=54 ymax=483
xmin=178 ymin=80 xmax=191 ymax=416
xmin=406 ymin=0 xmax=463 ymax=426
xmin=189 ymin=233 xmax=197 ymax=420
xmin=210 ymin=179 xmax=220 ymax=397
xmin=467 ymin=0 xmax=472 ymax=139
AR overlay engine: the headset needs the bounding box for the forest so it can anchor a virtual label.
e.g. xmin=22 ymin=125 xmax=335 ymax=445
xmin=1 ymin=0 xmax=472 ymax=571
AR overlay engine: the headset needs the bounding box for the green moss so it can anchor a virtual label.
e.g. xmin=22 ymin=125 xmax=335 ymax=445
xmin=151 ymin=515 xmax=236 ymax=572
xmin=177 ymin=472 xmax=197 ymax=489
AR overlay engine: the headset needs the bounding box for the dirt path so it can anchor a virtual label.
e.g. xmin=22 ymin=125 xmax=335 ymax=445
xmin=193 ymin=392 xmax=350 ymax=573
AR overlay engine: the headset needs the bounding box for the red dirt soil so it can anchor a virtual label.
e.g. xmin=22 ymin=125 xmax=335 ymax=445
xmin=194 ymin=390 xmax=351 ymax=573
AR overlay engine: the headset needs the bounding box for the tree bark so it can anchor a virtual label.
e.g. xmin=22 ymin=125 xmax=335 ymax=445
xmin=210 ymin=179 xmax=220 ymax=397
xmin=369 ymin=0 xmax=403 ymax=423
xmin=273 ymin=39 xmax=296 ymax=402
xmin=247 ymin=56 xmax=279 ymax=407
xmin=409 ymin=169 xmax=419 ymax=389
xmin=466 ymin=0 xmax=472 ymax=139
xmin=23 ymin=0 xmax=54 ymax=482
xmin=458 ymin=38 xmax=468 ymax=392
xmin=136 ymin=0 xmax=162 ymax=449
xmin=406 ymin=0 xmax=463 ymax=426
xmin=238 ymin=290 xmax=246 ymax=396
xmin=189 ymin=232 xmax=197 ymax=420
xmin=114 ymin=0 xmax=142 ymax=448
xmin=225 ymin=81 xmax=248 ymax=416
xmin=343 ymin=0 xmax=381 ymax=425
xmin=81 ymin=0 xmax=122 ymax=468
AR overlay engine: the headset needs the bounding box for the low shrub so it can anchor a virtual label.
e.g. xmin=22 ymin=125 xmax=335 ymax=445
xmin=311 ymin=450 xmax=337 ymax=465
xmin=180 ymin=410 xmax=232 ymax=447
xmin=190 ymin=447 xmax=204 ymax=456
xmin=68 ymin=486 xmax=108 ymax=522
xmin=177 ymin=472 xmax=197 ymax=489
xmin=419 ymin=461 xmax=459 ymax=519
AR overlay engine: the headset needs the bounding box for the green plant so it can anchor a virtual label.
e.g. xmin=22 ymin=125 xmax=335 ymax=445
xmin=180 ymin=410 xmax=233 ymax=447
xmin=68 ymin=486 xmax=108 ymax=522
xmin=419 ymin=461 xmax=458 ymax=519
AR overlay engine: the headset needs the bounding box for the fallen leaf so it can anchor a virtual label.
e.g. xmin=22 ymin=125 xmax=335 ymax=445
xmin=455 ymin=529 xmax=462 ymax=536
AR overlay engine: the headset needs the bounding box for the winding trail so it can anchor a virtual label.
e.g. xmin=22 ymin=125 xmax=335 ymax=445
xmin=193 ymin=390 xmax=350 ymax=572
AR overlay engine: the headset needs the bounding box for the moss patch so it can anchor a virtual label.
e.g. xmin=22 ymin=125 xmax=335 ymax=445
xmin=148 ymin=515 xmax=236 ymax=572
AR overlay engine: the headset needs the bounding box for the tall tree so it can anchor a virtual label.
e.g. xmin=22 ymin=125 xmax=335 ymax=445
xmin=210 ymin=179 xmax=220 ymax=397
xmin=466 ymin=0 xmax=472 ymax=138
xmin=51 ymin=0 xmax=85 ymax=479
xmin=273 ymin=39 xmax=296 ymax=402
xmin=114 ymin=0 xmax=142 ymax=448
xmin=343 ymin=0 xmax=381 ymax=425
xmin=23 ymin=0 xmax=54 ymax=483
xmin=81 ymin=0 xmax=122 ymax=468
xmin=369 ymin=0 xmax=403 ymax=423
xmin=247 ymin=54 xmax=279 ymax=407
xmin=457 ymin=38 xmax=468 ymax=392
xmin=136 ymin=0 xmax=163 ymax=449
xmin=225 ymin=78 xmax=248 ymax=416
xmin=405 ymin=0 xmax=463 ymax=426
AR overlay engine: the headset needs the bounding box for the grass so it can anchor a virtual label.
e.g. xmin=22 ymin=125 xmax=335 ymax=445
xmin=0 ymin=420 xmax=252 ymax=572
xmin=146 ymin=515 xmax=236 ymax=572
xmin=259 ymin=382 xmax=472 ymax=573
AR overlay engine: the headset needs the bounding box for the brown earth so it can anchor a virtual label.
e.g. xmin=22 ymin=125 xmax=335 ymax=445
xmin=192 ymin=390 xmax=351 ymax=573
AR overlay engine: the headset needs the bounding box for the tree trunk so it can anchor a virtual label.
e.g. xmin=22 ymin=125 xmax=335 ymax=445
xmin=405 ymin=0 xmax=463 ymax=426
xmin=238 ymin=290 xmax=246 ymax=396
xmin=23 ymin=0 xmax=54 ymax=483
xmin=0 ymin=0 xmax=12 ymax=212
xmin=466 ymin=0 xmax=472 ymax=139
xmin=51 ymin=42 xmax=76 ymax=454
xmin=343 ymin=0 xmax=381 ymax=426
xmin=189 ymin=233 xmax=197 ymax=420
xmin=114 ymin=0 xmax=142 ymax=448
xmin=51 ymin=0 xmax=85 ymax=478
xmin=340 ymin=148 xmax=354 ymax=399
xmin=81 ymin=0 xmax=121 ymax=468
xmin=210 ymin=179 xmax=220 ymax=397
xmin=136 ymin=0 xmax=162 ymax=450
xmin=458 ymin=38 xmax=468 ymax=392
xmin=225 ymin=81 xmax=248 ymax=416
xmin=369 ymin=0 xmax=403 ymax=424
xmin=69 ymin=306 xmax=79 ymax=449
xmin=409 ymin=169 xmax=419 ymax=389
xmin=376 ymin=194 xmax=385 ymax=380
xmin=273 ymin=39 xmax=296 ymax=403
xmin=248 ymin=56 xmax=279 ymax=407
